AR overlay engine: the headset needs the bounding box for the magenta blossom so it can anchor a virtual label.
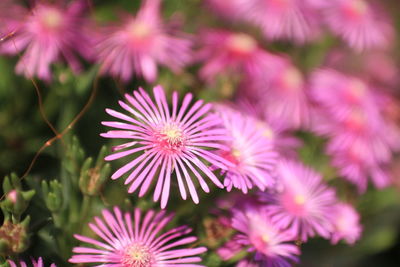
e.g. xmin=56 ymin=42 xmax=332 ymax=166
xmin=8 ymin=258 xmax=55 ymax=267
xmin=322 ymin=0 xmax=394 ymax=51
xmin=96 ymin=0 xmax=192 ymax=82
xmin=204 ymin=0 xmax=249 ymax=21
xmin=330 ymin=203 xmax=362 ymax=245
xmin=70 ymin=207 xmax=207 ymax=266
xmin=261 ymin=160 xmax=338 ymax=241
xmin=196 ymin=29 xmax=275 ymax=83
xmin=214 ymin=104 xmax=278 ymax=193
xmin=0 ymin=0 xmax=93 ymax=80
xmin=101 ymin=85 xmax=232 ymax=208
xmin=241 ymin=0 xmax=321 ymax=43
xmin=220 ymin=207 xmax=300 ymax=267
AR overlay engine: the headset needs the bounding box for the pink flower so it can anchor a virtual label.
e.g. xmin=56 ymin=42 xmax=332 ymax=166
xmin=262 ymin=160 xmax=337 ymax=241
xmin=214 ymin=104 xmax=278 ymax=193
xmin=322 ymin=0 xmax=394 ymax=51
xmin=69 ymin=207 xmax=207 ymax=266
xmin=242 ymin=0 xmax=321 ymax=43
xmin=101 ymin=85 xmax=232 ymax=208
xmin=330 ymin=203 xmax=362 ymax=245
xmin=0 ymin=0 xmax=93 ymax=81
xmin=96 ymin=0 xmax=192 ymax=82
xmin=8 ymin=258 xmax=55 ymax=267
xmin=326 ymin=134 xmax=392 ymax=192
xmin=252 ymin=56 xmax=310 ymax=129
xmin=221 ymin=207 xmax=300 ymax=266
xmin=196 ymin=29 xmax=274 ymax=83
xmin=204 ymin=0 xmax=248 ymax=21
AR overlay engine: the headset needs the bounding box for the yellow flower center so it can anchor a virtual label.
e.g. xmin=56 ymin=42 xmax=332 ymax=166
xmin=41 ymin=8 xmax=63 ymax=29
xmin=127 ymin=21 xmax=152 ymax=40
xmin=282 ymin=67 xmax=302 ymax=91
xmin=294 ymin=194 xmax=305 ymax=205
xmin=228 ymin=33 xmax=257 ymax=54
xmin=122 ymin=244 xmax=152 ymax=267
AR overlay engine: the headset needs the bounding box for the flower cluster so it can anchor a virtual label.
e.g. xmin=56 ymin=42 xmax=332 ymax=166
xmin=2 ymin=0 xmax=398 ymax=266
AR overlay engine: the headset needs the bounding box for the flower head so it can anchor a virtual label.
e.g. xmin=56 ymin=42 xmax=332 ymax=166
xmin=242 ymin=0 xmax=321 ymax=43
xmin=96 ymin=0 xmax=192 ymax=82
xmin=323 ymin=0 xmax=394 ymax=51
xmin=101 ymin=85 xmax=231 ymax=208
xmin=8 ymin=258 xmax=56 ymax=267
xmin=330 ymin=203 xmax=362 ymax=245
xmin=196 ymin=29 xmax=274 ymax=83
xmin=222 ymin=207 xmax=300 ymax=266
xmin=69 ymin=207 xmax=207 ymax=266
xmin=0 ymin=0 xmax=93 ymax=80
xmin=261 ymin=160 xmax=337 ymax=241
xmin=214 ymin=104 xmax=278 ymax=193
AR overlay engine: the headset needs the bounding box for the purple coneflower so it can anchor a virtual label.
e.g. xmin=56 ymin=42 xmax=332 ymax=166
xmin=0 ymin=0 xmax=93 ymax=81
xmin=219 ymin=207 xmax=300 ymax=266
xmin=8 ymin=258 xmax=55 ymax=267
xmin=323 ymin=0 xmax=394 ymax=51
xmin=242 ymin=0 xmax=321 ymax=43
xmin=96 ymin=0 xmax=192 ymax=82
xmin=214 ymin=104 xmax=278 ymax=193
xmin=330 ymin=203 xmax=362 ymax=245
xmin=69 ymin=207 xmax=207 ymax=266
xmin=196 ymin=29 xmax=274 ymax=83
xmin=261 ymin=160 xmax=337 ymax=241
xmin=101 ymin=85 xmax=231 ymax=208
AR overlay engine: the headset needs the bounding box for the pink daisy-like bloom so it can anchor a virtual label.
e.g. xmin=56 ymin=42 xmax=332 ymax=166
xmin=196 ymin=29 xmax=275 ymax=83
xmin=326 ymin=134 xmax=392 ymax=192
xmin=101 ymin=85 xmax=232 ymax=208
xmin=242 ymin=0 xmax=321 ymax=43
xmin=323 ymin=0 xmax=394 ymax=51
xmin=254 ymin=56 xmax=310 ymax=129
xmin=0 ymin=0 xmax=93 ymax=81
xmin=330 ymin=203 xmax=362 ymax=245
xmin=220 ymin=207 xmax=300 ymax=267
xmin=69 ymin=207 xmax=207 ymax=266
xmin=8 ymin=258 xmax=56 ymax=267
xmin=261 ymin=160 xmax=337 ymax=241
xmin=96 ymin=0 xmax=192 ymax=82
xmin=204 ymin=0 xmax=248 ymax=21
xmin=213 ymin=104 xmax=278 ymax=193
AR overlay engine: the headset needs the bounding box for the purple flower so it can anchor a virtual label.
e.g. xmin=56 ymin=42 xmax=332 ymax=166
xmin=330 ymin=203 xmax=362 ymax=245
xmin=241 ymin=0 xmax=321 ymax=43
xmin=214 ymin=104 xmax=278 ymax=193
xmin=204 ymin=0 xmax=249 ymax=21
xmin=69 ymin=207 xmax=207 ymax=266
xmin=8 ymin=258 xmax=55 ymax=267
xmin=196 ymin=29 xmax=275 ymax=83
xmin=101 ymin=85 xmax=232 ymax=208
xmin=262 ymin=160 xmax=337 ymax=241
xmin=220 ymin=207 xmax=300 ymax=266
xmin=96 ymin=0 xmax=192 ymax=82
xmin=322 ymin=0 xmax=394 ymax=51
xmin=0 ymin=0 xmax=93 ymax=81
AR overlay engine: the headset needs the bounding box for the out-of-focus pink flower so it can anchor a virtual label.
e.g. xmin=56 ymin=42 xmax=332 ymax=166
xmin=237 ymin=99 xmax=303 ymax=159
xmin=257 ymin=56 xmax=310 ymax=129
xmin=196 ymin=29 xmax=275 ymax=83
xmin=204 ymin=0 xmax=248 ymax=21
xmin=214 ymin=104 xmax=278 ymax=193
xmin=96 ymin=0 xmax=192 ymax=82
xmin=242 ymin=0 xmax=321 ymax=43
xmin=69 ymin=207 xmax=207 ymax=266
xmin=0 ymin=0 xmax=93 ymax=80
xmin=261 ymin=160 xmax=337 ymax=241
xmin=326 ymin=134 xmax=392 ymax=192
xmin=330 ymin=203 xmax=362 ymax=245
xmin=101 ymin=85 xmax=232 ymax=208
xmin=322 ymin=0 xmax=394 ymax=51
xmin=220 ymin=207 xmax=300 ymax=266
xmin=8 ymin=258 xmax=56 ymax=267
